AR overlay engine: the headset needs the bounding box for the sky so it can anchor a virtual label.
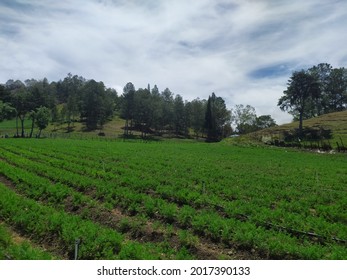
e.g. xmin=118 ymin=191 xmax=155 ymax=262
xmin=1 ymin=0 xmax=347 ymax=124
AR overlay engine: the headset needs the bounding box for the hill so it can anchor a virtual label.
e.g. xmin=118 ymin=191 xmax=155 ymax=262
xmin=223 ymin=111 xmax=347 ymax=149
xmin=246 ymin=110 xmax=347 ymax=149
xmin=2 ymin=111 xmax=347 ymax=146
xmin=0 ymin=116 xmax=197 ymax=141
xmin=0 ymin=116 xmax=128 ymax=139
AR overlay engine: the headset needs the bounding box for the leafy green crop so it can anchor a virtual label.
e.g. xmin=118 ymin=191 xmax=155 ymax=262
xmin=0 ymin=138 xmax=346 ymax=259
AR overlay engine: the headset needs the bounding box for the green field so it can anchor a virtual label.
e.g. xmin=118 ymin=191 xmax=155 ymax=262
xmin=0 ymin=138 xmax=346 ymax=260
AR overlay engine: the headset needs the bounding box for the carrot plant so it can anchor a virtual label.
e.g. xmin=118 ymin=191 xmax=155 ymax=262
xmin=0 ymin=183 xmax=190 ymax=259
xmin=0 ymin=223 xmax=55 ymax=260
xmin=1 ymin=138 xmax=346 ymax=259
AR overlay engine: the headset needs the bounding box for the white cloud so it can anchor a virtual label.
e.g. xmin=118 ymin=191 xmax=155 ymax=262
xmin=1 ymin=0 xmax=347 ymax=124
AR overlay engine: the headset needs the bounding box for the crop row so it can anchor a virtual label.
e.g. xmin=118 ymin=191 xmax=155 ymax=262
xmin=0 ymin=180 xmax=198 ymax=260
xmin=7 ymin=140 xmax=347 ymax=198
xmin=0 ymin=158 xmax=197 ymax=259
xmin=0 ymin=222 xmax=54 ymax=260
xmin=2 ymin=145 xmax=346 ymax=242
xmin=1 ymin=147 xmax=346 ymax=259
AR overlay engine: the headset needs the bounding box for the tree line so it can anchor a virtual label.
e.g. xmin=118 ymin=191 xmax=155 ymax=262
xmin=0 ymin=73 xmax=279 ymax=142
xmin=120 ymin=83 xmax=233 ymax=141
xmin=1 ymin=63 xmax=345 ymax=141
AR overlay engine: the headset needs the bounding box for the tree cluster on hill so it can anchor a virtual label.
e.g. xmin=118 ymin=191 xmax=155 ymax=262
xmin=5 ymin=62 xmax=344 ymax=142
xmin=0 ymin=74 xmax=117 ymax=137
xmin=1 ymin=74 xmax=235 ymax=141
xmin=119 ymin=83 xmax=232 ymax=141
xmin=278 ymin=63 xmax=347 ymax=136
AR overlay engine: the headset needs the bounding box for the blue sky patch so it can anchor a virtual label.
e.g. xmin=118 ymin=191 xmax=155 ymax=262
xmin=248 ymin=63 xmax=294 ymax=79
xmin=1 ymin=0 xmax=33 ymax=12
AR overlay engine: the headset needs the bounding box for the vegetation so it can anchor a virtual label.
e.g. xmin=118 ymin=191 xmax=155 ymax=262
xmin=247 ymin=110 xmax=347 ymax=150
xmin=1 ymin=75 xmax=280 ymax=142
xmin=1 ymin=62 xmax=345 ymax=142
xmin=0 ymin=62 xmax=346 ymax=260
xmin=278 ymin=70 xmax=321 ymax=137
xmin=231 ymin=104 xmax=277 ymax=134
xmin=1 ymin=77 xmax=232 ymax=141
xmin=0 ymin=223 xmax=54 ymax=260
xmin=278 ymin=63 xmax=347 ymax=136
xmin=0 ymin=138 xmax=346 ymax=260
xmin=204 ymin=93 xmax=231 ymax=142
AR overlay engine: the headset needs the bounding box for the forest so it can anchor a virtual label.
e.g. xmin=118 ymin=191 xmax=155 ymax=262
xmin=0 ymin=63 xmax=346 ymax=141
xmin=0 ymin=74 xmax=274 ymax=141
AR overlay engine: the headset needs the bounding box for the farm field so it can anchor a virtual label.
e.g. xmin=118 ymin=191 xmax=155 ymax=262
xmin=0 ymin=138 xmax=346 ymax=260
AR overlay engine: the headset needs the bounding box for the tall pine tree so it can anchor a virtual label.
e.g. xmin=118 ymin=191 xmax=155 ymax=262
xmin=204 ymin=93 xmax=230 ymax=142
xmin=205 ymin=93 xmax=216 ymax=142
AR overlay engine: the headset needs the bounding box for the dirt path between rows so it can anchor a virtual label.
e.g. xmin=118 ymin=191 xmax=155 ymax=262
xmin=0 ymin=173 xmax=259 ymax=260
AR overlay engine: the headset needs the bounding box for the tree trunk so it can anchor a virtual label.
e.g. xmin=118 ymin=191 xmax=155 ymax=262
xmin=124 ymin=119 xmax=128 ymax=136
xmin=67 ymin=120 xmax=71 ymax=133
xmin=19 ymin=116 xmax=25 ymax=138
xmin=16 ymin=115 xmax=19 ymax=137
xmin=298 ymin=111 xmax=303 ymax=140
xmin=29 ymin=118 xmax=35 ymax=138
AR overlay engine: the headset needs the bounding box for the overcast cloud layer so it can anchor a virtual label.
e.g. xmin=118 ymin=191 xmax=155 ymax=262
xmin=1 ymin=0 xmax=347 ymax=124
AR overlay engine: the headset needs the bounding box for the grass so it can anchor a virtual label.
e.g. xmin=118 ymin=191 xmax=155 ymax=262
xmin=244 ymin=111 xmax=347 ymax=148
xmin=0 ymin=115 xmax=193 ymax=141
xmin=0 ymin=116 xmax=126 ymax=138
xmin=47 ymin=115 xmax=126 ymax=136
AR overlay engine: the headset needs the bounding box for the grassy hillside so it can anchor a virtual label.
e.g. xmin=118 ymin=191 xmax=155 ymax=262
xmin=2 ymin=111 xmax=346 ymax=146
xmin=0 ymin=116 xmax=195 ymax=140
xmin=0 ymin=119 xmax=32 ymax=136
xmin=244 ymin=111 xmax=347 ymax=149
xmin=46 ymin=116 xmax=126 ymax=137
xmin=0 ymin=116 xmax=126 ymax=139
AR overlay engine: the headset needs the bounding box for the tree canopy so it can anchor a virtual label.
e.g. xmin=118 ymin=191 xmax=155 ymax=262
xmin=231 ymin=104 xmax=276 ymax=134
xmin=204 ymin=93 xmax=231 ymax=142
xmin=1 ymin=75 xmax=235 ymax=141
xmin=277 ymin=63 xmax=347 ymax=137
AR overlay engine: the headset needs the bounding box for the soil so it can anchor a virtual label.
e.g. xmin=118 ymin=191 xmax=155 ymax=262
xmin=0 ymin=172 xmax=260 ymax=260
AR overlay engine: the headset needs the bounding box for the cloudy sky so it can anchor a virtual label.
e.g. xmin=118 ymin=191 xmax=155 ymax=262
xmin=1 ymin=0 xmax=347 ymax=124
